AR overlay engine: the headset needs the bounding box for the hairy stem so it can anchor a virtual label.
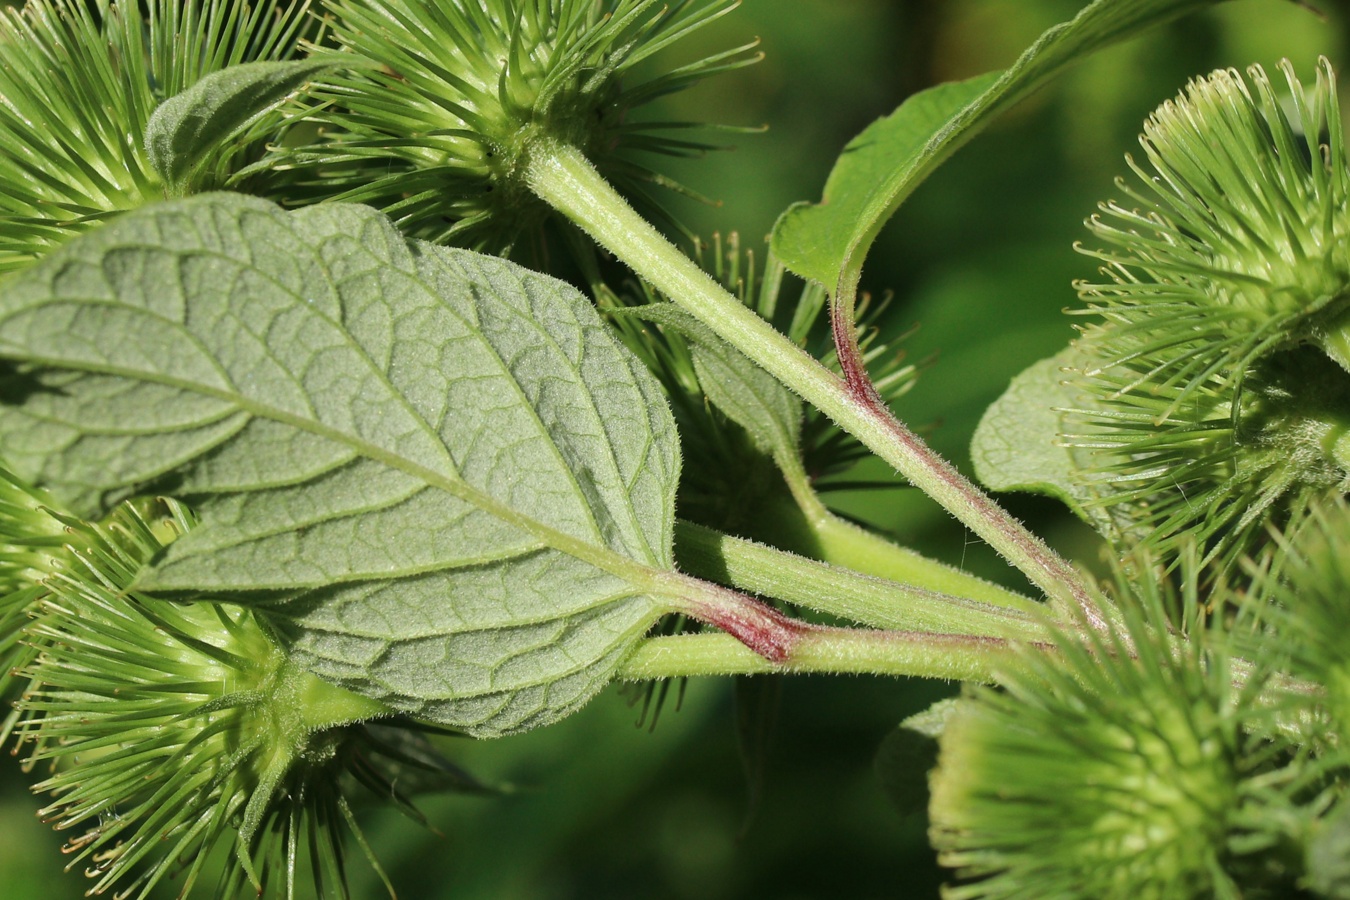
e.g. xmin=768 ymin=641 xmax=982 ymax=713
xmin=523 ymin=136 xmax=1099 ymax=625
xmin=618 ymin=627 xmax=1040 ymax=681
xmin=675 ymin=520 xmax=1049 ymax=638
xmin=764 ymin=465 xmax=1031 ymax=610
xmin=828 ymin=277 xmax=874 ymax=396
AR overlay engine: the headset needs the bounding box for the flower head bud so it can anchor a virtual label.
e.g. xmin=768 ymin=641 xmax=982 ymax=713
xmin=13 ymin=496 xmax=478 ymax=898
xmin=0 ymin=465 xmax=76 ymax=597
xmin=0 ymin=0 xmax=313 ymax=272
xmin=930 ymin=571 xmax=1300 ymax=898
xmin=1078 ymin=59 xmax=1350 ymax=383
xmin=1067 ymin=60 xmax=1350 ymax=567
xmin=277 ymin=0 xmax=759 ymax=251
xmin=1238 ymin=498 xmax=1350 ymax=749
xmin=0 ymin=465 xmax=89 ymax=720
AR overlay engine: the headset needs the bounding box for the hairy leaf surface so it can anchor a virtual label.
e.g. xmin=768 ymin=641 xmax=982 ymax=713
xmin=628 ymin=303 xmax=801 ymax=460
xmin=0 ymin=193 xmax=680 ymax=736
xmin=770 ymin=0 xmax=1218 ymax=293
xmin=146 ymin=59 xmax=337 ymax=193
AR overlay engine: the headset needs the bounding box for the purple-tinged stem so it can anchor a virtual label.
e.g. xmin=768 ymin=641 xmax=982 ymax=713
xmin=524 ymin=137 xmax=1102 ymax=629
xmin=672 ymin=579 xmax=807 ymax=663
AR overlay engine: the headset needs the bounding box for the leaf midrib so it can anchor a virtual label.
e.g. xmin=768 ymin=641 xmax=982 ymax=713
xmin=262 ymin=230 xmax=633 ymax=563
xmin=294 ymin=580 xmax=650 ymax=640
xmin=8 ymin=349 xmax=665 ymax=591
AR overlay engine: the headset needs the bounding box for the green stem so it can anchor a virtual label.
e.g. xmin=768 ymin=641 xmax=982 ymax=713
xmin=807 ymin=509 xmax=1029 ymax=607
xmin=766 ymin=463 xmax=1031 ymax=610
xmin=523 ymin=136 xmax=1100 ymax=626
xmin=618 ymin=627 xmax=1035 ymax=681
xmin=675 ymin=520 xmax=1048 ymax=638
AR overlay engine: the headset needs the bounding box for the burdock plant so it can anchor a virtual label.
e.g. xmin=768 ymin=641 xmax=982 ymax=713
xmin=930 ymin=585 xmax=1285 ymax=899
xmin=0 ymin=0 xmax=1348 ymax=897
xmin=0 ymin=0 xmax=317 ymax=271
xmin=276 ymin=0 xmax=758 ymax=250
xmin=1 ymin=471 xmax=479 ymax=899
xmin=1064 ymin=60 xmax=1350 ymax=569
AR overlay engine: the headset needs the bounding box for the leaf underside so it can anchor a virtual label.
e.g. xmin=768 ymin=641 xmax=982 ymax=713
xmin=971 ymin=345 xmax=1116 ymax=538
xmin=0 ymin=193 xmax=680 ymax=737
xmin=145 ymin=58 xmax=338 ymax=192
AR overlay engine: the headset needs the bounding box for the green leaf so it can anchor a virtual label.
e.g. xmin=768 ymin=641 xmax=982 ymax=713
xmin=771 ymin=73 xmax=997 ymax=290
xmin=874 ymin=698 xmax=959 ymax=816
xmin=626 ymin=303 xmax=802 ymax=459
xmin=770 ymin=0 xmax=1219 ymax=292
xmin=145 ymin=59 xmax=337 ymax=194
xmin=971 ymin=345 xmax=1114 ymax=536
xmin=0 ymin=193 xmax=681 ymax=737
xmin=1308 ymin=795 xmax=1350 ymax=899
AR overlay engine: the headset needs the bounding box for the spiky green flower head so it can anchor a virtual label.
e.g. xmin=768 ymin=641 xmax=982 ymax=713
xmin=279 ymin=0 xmax=757 ymax=251
xmin=0 ymin=464 xmax=90 ymax=712
xmin=0 ymin=466 xmax=163 ymax=725
xmin=12 ymin=495 xmax=478 ymax=899
xmin=0 ymin=464 xmax=77 ymax=597
xmin=1062 ymin=344 xmax=1350 ymax=571
xmin=929 ymin=571 xmax=1301 ymax=899
xmin=0 ymin=0 xmax=314 ymax=273
xmin=1068 ymin=59 xmax=1350 ymax=568
xmin=1236 ymin=498 xmax=1350 ymax=751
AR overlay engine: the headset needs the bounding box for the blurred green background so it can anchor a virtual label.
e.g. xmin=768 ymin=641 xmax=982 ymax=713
xmin=2 ymin=1 xmax=1348 ymax=897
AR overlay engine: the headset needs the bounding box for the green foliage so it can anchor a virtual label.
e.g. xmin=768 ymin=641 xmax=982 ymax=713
xmin=0 ymin=0 xmax=1348 ymax=897
xmin=0 ymin=193 xmax=682 ymax=736
xmin=874 ymin=698 xmax=955 ymax=818
xmin=601 ymin=241 xmax=921 ymax=539
xmin=0 ymin=0 xmax=313 ymax=270
xmin=1238 ymin=498 xmax=1350 ymax=747
xmin=0 ymin=465 xmax=89 ymax=718
xmin=146 ymin=58 xmax=342 ymax=195
xmin=271 ymin=0 xmax=755 ymax=250
xmin=929 ymin=575 xmax=1303 ymax=899
xmin=984 ymin=59 xmax=1350 ymax=571
xmin=971 ymin=344 xmax=1118 ymax=536
xmin=770 ymin=0 xmax=1222 ymax=294
xmin=627 ymin=302 xmax=802 ymax=463
xmin=770 ymin=74 xmax=995 ymax=291
xmin=1072 ymin=59 xmax=1350 ymax=565
xmin=7 ymin=476 xmax=483 ymax=899
xmin=1310 ymin=796 xmax=1350 ymax=899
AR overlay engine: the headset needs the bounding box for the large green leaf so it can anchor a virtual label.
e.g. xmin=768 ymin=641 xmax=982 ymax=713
xmin=770 ymin=0 xmax=1219 ymax=293
xmin=0 ymin=193 xmax=680 ymax=737
xmin=771 ymin=73 xmax=995 ymax=290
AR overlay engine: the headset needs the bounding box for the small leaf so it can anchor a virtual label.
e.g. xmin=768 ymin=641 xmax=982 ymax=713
xmin=771 ymin=73 xmax=997 ymax=290
xmin=771 ymin=0 xmax=1219 ymax=292
xmin=0 ymin=193 xmax=681 ymax=737
xmin=874 ymin=698 xmax=959 ymax=816
xmin=971 ymin=345 xmax=1116 ymax=536
xmin=145 ymin=59 xmax=338 ymax=193
xmin=624 ymin=303 xmax=802 ymax=460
